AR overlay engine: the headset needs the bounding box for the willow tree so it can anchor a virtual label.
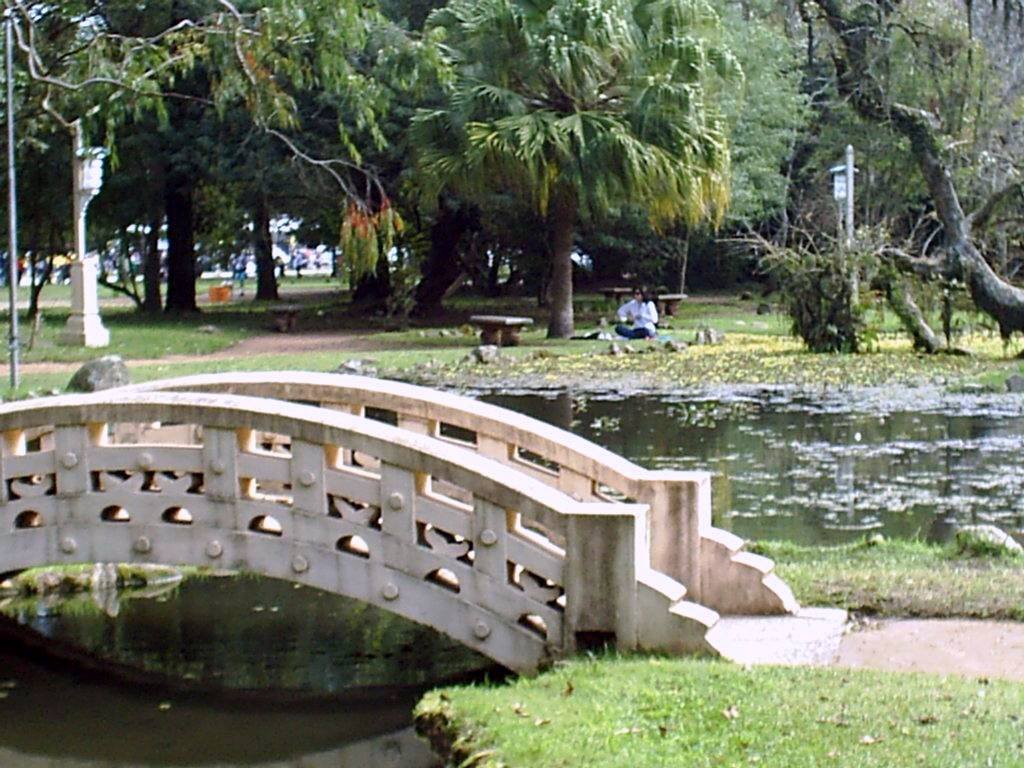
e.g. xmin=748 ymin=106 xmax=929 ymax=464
xmin=412 ymin=0 xmax=734 ymax=338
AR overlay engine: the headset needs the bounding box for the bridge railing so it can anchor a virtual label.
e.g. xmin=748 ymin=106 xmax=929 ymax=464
xmin=133 ymin=372 xmax=796 ymax=615
xmin=0 ymin=391 xmax=720 ymax=673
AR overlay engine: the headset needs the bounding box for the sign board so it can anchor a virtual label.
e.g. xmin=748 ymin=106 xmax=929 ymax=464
xmin=832 ymin=173 xmax=847 ymax=201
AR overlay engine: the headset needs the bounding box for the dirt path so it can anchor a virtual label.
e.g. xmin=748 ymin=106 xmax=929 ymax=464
xmin=713 ymin=610 xmax=1024 ymax=682
xmin=835 ymin=618 xmax=1024 ymax=682
xmin=15 ymin=329 xmax=387 ymax=376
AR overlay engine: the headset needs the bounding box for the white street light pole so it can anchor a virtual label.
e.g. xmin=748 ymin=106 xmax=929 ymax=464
xmin=5 ymin=13 xmax=19 ymax=389
xmin=59 ymin=120 xmax=109 ymax=347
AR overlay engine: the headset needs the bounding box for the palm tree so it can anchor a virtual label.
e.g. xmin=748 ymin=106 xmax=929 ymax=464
xmin=412 ymin=0 xmax=735 ymax=337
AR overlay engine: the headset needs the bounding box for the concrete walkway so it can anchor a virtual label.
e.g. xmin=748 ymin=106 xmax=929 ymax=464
xmin=709 ymin=609 xmax=1024 ymax=682
xmin=709 ymin=608 xmax=850 ymax=667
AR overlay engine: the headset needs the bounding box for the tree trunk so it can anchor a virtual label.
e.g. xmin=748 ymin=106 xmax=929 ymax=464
xmin=412 ymin=200 xmax=474 ymax=318
xmin=164 ymin=173 xmax=198 ymax=313
xmin=676 ymin=232 xmax=691 ymax=294
xmin=546 ymin=191 xmax=577 ymax=339
xmin=878 ymin=267 xmax=942 ymax=353
xmin=142 ymin=212 xmax=163 ymax=313
xmin=353 ymin=253 xmax=391 ymax=307
xmin=253 ymin=194 xmax=278 ymax=301
xmin=814 ymin=0 xmax=1024 ymax=340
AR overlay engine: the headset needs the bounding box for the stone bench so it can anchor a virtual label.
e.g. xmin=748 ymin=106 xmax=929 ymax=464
xmin=271 ymin=305 xmax=301 ymax=333
xmin=468 ymin=315 xmax=534 ymax=347
xmin=657 ymin=293 xmax=687 ymax=316
xmin=600 ymin=287 xmax=633 ymax=303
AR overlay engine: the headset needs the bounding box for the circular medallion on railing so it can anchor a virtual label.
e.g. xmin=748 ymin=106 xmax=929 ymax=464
xmin=59 ymin=537 xmax=77 ymax=554
xmin=388 ymin=492 xmax=404 ymax=511
xmin=205 ymin=540 xmax=223 ymax=559
xmin=60 ymin=452 xmax=78 ymax=469
xmin=473 ymin=620 xmax=491 ymax=640
xmin=134 ymin=536 xmax=152 ymax=554
xmin=137 ymin=452 xmax=154 ymax=470
xmin=297 ymin=470 xmax=316 ymax=487
xmin=209 ymin=460 xmax=226 ymax=475
xmin=480 ymin=529 xmax=498 ymax=546
xmin=291 ymin=555 xmax=309 ymax=574
xmin=382 ymin=583 xmax=399 ymax=601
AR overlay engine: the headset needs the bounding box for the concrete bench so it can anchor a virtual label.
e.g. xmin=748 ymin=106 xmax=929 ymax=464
xmin=600 ymin=287 xmax=634 ymax=303
xmin=468 ymin=315 xmax=534 ymax=346
xmin=657 ymin=293 xmax=687 ymax=316
xmin=270 ymin=305 xmax=301 ymax=333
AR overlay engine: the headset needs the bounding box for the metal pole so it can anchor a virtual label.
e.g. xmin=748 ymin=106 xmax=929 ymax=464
xmin=845 ymin=144 xmax=855 ymax=248
xmin=845 ymin=144 xmax=857 ymax=304
xmin=5 ymin=14 xmax=18 ymax=390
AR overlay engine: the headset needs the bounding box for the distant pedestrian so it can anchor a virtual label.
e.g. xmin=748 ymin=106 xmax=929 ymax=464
xmin=232 ymin=254 xmax=248 ymax=296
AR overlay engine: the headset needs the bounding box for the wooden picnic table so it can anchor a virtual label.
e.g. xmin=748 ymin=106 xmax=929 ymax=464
xmin=270 ymin=304 xmax=301 ymax=333
xmin=468 ymin=315 xmax=534 ymax=347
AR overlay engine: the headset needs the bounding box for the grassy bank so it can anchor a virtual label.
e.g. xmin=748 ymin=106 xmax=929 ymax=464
xmin=753 ymin=538 xmax=1024 ymax=621
xmin=416 ymin=656 xmax=1023 ymax=768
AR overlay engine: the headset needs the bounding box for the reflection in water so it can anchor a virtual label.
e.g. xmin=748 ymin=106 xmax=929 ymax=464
xmin=0 ymin=644 xmax=437 ymax=766
xmin=486 ymin=389 xmax=1024 ymax=545
xmin=0 ymin=577 xmax=496 ymax=767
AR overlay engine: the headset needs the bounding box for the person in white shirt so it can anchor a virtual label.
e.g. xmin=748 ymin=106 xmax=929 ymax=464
xmin=615 ymin=287 xmax=658 ymax=339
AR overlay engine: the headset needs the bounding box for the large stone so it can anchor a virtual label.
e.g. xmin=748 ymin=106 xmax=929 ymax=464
xmin=471 ymin=345 xmax=500 ymax=364
xmin=336 ymin=359 xmax=378 ymax=377
xmin=756 ymin=303 xmax=772 ymax=315
xmin=66 ymin=356 xmax=130 ymax=392
xmin=693 ymin=327 xmax=725 ymax=345
xmin=1006 ymin=374 xmax=1024 ymax=393
xmin=955 ymin=524 xmax=1023 ymax=555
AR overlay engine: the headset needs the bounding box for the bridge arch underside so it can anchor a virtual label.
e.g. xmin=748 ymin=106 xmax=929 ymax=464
xmin=0 ymin=509 xmax=552 ymax=674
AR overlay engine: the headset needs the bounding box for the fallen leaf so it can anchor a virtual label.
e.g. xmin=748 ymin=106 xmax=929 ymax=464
xmin=533 ymin=718 xmax=551 ymax=727
xmin=511 ymin=703 xmax=529 ymax=718
xmin=613 ymin=727 xmax=643 ymax=736
xmin=562 ymin=680 xmax=574 ymax=697
xmin=817 ymin=715 xmax=849 ymax=728
xmin=917 ymin=714 xmax=939 ymax=725
xmin=860 ymin=735 xmax=883 ymax=745
xmin=723 ymin=705 xmax=740 ymax=721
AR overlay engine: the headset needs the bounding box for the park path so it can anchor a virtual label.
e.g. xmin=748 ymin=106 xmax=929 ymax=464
xmin=712 ymin=610 xmax=1024 ymax=682
xmin=13 ymin=328 xmax=384 ymax=376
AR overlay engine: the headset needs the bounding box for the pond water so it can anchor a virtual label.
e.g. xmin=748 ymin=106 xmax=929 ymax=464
xmin=6 ymin=385 xmax=1024 ymax=765
xmin=0 ymin=577 xmax=495 ymax=767
xmin=485 ymin=388 xmax=1024 ymax=546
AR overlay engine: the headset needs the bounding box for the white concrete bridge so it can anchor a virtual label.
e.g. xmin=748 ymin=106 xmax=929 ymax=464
xmin=0 ymin=373 xmax=796 ymax=673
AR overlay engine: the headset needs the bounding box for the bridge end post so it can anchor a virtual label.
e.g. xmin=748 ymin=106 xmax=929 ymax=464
xmin=562 ymin=506 xmax=640 ymax=654
xmin=641 ymin=472 xmax=711 ymax=605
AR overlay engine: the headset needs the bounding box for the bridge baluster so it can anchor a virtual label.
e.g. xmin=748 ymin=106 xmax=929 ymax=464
xmin=54 ymin=424 xmax=98 ymax=498
xmin=202 ymin=427 xmax=243 ymax=503
xmin=289 ymin=440 xmax=327 ymax=517
xmin=471 ymin=498 xmax=509 ymax=580
xmin=379 ymin=462 xmax=420 ymax=565
xmin=0 ymin=428 xmax=26 ymax=504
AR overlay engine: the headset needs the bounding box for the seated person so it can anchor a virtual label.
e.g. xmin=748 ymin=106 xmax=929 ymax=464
xmin=615 ymin=287 xmax=658 ymax=339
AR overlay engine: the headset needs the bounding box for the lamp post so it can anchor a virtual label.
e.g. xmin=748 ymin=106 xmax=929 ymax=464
xmin=5 ymin=12 xmax=19 ymax=389
xmin=59 ymin=120 xmax=109 ymax=347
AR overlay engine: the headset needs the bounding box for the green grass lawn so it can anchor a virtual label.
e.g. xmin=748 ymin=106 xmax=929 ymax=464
xmin=5 ymin=291 xmax=1024 ymax=398
xmin=416 ymin=656 xmax=1024 ymax=768
xmin=754 ymin=538 xmax=1024 ymax=621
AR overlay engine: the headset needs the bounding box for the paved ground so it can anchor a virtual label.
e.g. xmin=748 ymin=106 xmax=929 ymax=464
xmin=711 ymin=610 xmax=1024 ymax=682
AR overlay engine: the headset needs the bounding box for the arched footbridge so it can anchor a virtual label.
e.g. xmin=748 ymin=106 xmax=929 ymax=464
xmin=0 ymin=374 xmax=797 ymax=673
